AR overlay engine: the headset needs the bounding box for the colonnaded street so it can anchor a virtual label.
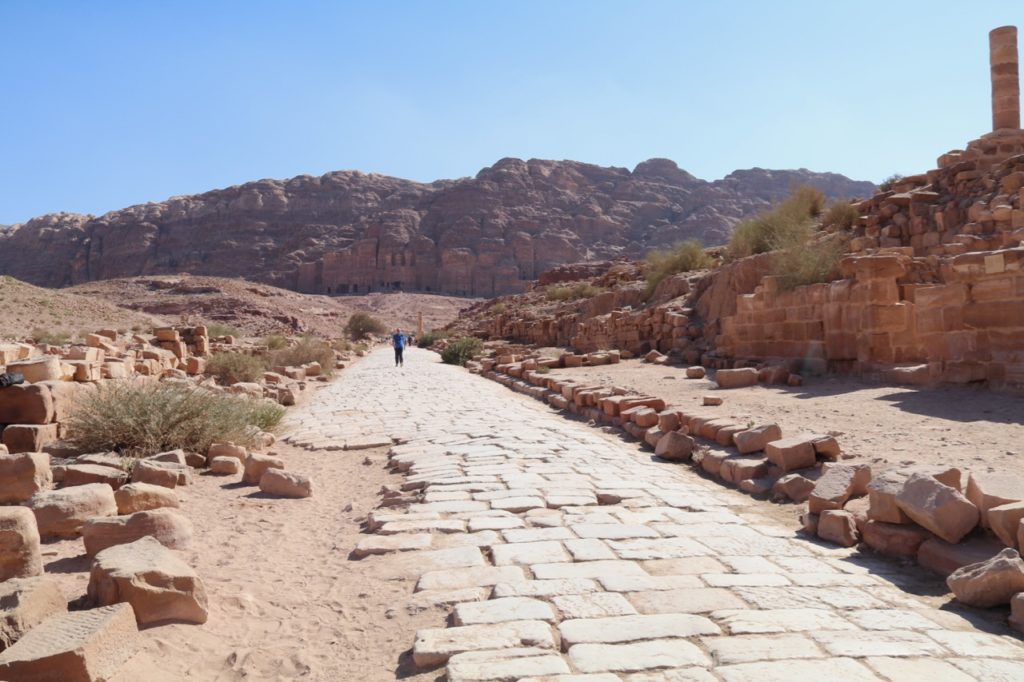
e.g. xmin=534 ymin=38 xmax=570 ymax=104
xmin=283 ymin=348 xmax=1024 ymax=681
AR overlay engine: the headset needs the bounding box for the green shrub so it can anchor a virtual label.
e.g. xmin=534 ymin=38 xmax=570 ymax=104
xmin=878 ymin=173 xmax=903 ymax=192
xmin=643 ymin=239 xmax=712 ymax=297
xmin=262 ymin=334 xmax=289 ymax=350
xmin=345 ymin=312 xmax=387 ymax=340
xmin=31 ymin=328 xmax=72 ymax=346
xmin=267 ymin=336 xmax=335 ymax=375
xmin=68 ymin=381 xmax=284 ymax=457
xmin=821 ymin=201 xmax=860 ymax=232
xmin=488 ymin=302 xmax=508 ymax=315
xmin=772 ymin=233 xmax=849 ymax=291
xmin=725 ymin=185 xmax=825 ymax=261
xmin=441 ymin=337 xmax=483 ymax=366
xmin=206 ymin=352 xmax=265 ymax=385
xmin=544 ymin=283 xmax=605 ymax=301
xmin=418 ymin=330 xmax=447 ymax=348
xmin=206 ymin=323 xmax=243 ymax=338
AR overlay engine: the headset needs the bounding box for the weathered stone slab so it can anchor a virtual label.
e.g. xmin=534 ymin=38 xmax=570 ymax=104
xmin=559 ymin=614 xmax=719 ymax=646
xmin=733 ymin=424 xmax=782 ymax=455
xmin=81 ymin=508 xmax=193 ymax=556
xmin=63 ymin=464 xmax=128 ymax=490
xmin=259 ymin=469 xmax=313 ymax=498
xmin=493 ymin=541 xmax=570 ymax=566
xmin=715 ymin=657 xmax=881 ymax=682
xmin=764 ymin=436 xmax=817 ymax=472
xmin=0 ymin=603 xmax=140 ymax=682
xmin=88 ymin=536 xmax=208 ymax=625
xmin=627 ymin=588 xmax=747 ymax=614
xmin=808 ymin=464 xmax=870 ymax=514
xmin=895 ymin=473 xmax=979 ymax=544
xmin=446 ymin=648 xmax=571 ymax=682
xmin=0 ymin=577 xmax=67 ymax=652
xmin=417 ymin=566 xmax=526 ymax=591
xmin=28 ymin=483 xmax=117 ymax=539
xmin=551 ymin=592 xmax=637 ymax=619
xmin=453 ymin=597 xmax=557 ymax=625
xmin=531 ymin=560 xmax=648 ymax=580
xmin=493 ymin=579 xmax=599 ymax=598
xmin=113 ymin=482 xmax=179 ymax=515
xmin=0 ymin=452 xmax=52 ymax=504
xmin=568 ymin=638 xmax=709 ymax=673
xmin=412 ymin=620 xmax=557 ymax=668
xmin=353 ymin=533 xmax=433 ymax=558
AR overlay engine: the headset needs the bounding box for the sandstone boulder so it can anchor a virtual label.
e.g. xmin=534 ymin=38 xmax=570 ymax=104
xmin=144 ymin=449 xmax=187 ymax=466
xmin=764 ymin=436 xmax=816 ymax=472
xmin=5 ymin=356 xmax=62 ymax=383
xmin=0 ymin=508 xmax=42 ymax=581
xmin=208 ymin=441 xmax=247 ymax=463
xmin=946 ymin=548 xmax=1024 ymax=608
xmin=733 ymin=423 xmax=782 ymax=455
xmin=82 ymin=508 xmax=193 ymax=556
xmin=771 ymin=473 xmax=816 ymax=503
xmin=259 ymin=469 xmax=313 ymax=498
xmin=28 ymin=483 xmax=117 ymax=539
xmin=714 ymin=368 xmax=758 ymax=389
xmin=966 ymin=472 xmax=1024 ymax=527
xmin=63 ymin=463 xmax=128 ymax=489
xmin=0 ymin=384 xmax=54 ymax=425
xmin=867 ymin=470 xmax=913 ymax=524
xmin=89 ymin=536 xmax=208 ymax=625
xmin=918 ymin=537 xmax=1005 ymax=577
xmin=861 ymin=520 xmax=934 ymax=559
xmin=113 ymin=482 xmax=180 ymax=515
xmin=808 ymin=464 xmax=871 ymax=514
xmin=0 ymin=603 xmax=139 ymax=682
xmin=1011 ymin=593 xmax=1024 ymax=635
xmin=2 ymin=424 xmax=58 ymax=454
xmin=242 ymin=453 xmax=285 ymax=485
xmin=0 ymin=452 xmax=52 ymax=503
xmin=209 ymin=456 xmax=242 ymax=475
xmin=0 ymin=577 xmax=67 ymax=652
xmin=653 ymin=431 xmax=695 ymax=461
xmin=987 ymin=501 xmax=1024 ymax=549
xmin=895 ymin=473 xmax=979 ymax=544
xmin=817 ymin=510 xmax=859 ymax=547
xmin=131 ymin=459 xmax=190 ymax=488
xmin=685 ymin=366 xmax=705 ymax=379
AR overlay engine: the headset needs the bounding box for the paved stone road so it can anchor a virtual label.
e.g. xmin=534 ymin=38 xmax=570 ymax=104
xmin=285 ymin=348 xmax=1024 ymax=681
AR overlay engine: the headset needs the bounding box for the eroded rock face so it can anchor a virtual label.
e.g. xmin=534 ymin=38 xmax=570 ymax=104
xmin=0 ymin=160 xmax=874 ymax=297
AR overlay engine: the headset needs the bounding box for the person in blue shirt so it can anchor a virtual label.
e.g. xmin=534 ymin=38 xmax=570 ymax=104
xmin=392 ymin=328 xmax=406 ymax=367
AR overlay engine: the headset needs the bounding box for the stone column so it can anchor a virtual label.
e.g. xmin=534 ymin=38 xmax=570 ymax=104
xmin=991 ymin=26 xmax=1020 ymax=130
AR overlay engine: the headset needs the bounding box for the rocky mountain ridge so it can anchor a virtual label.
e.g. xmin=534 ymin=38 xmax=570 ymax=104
xmin=0 ymin=158 xmax=875 ymax=297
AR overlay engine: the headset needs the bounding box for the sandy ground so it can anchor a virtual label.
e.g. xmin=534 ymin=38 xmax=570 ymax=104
xmin=42 ymin=385 xmax=439 ymax=681
xmin=546 ymin=359 xmax=1024 ymax=477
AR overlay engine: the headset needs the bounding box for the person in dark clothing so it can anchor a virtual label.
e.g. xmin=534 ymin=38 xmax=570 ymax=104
xmin=392 ymin=328 xmax=406 ymax=367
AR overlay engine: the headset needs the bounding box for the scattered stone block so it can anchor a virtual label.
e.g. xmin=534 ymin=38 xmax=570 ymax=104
xmin=811 ymin=435 xmax=841 ymax=460
xmin=0 ymin=508 xmax=42 ymax=582
xmin=412 ymin=620 xmax=557 ymax=668
xmin=144 ymin=449 xmax=187 ymax=466
xmin=966 ymin=472 xmax=1024 ymax=527
xmin=817 ymin=510 xmax=859 ymax=547
xmin=861 ymin=520 xmax=933 ymax=559
xmin=113 ymin=482 xmax=179 ymax=515
xmin=867 ymin=470 xmax=913 ymax=524
xmin=772 ymin=473 xmax=816 ymax=503
xmin=89 ymin=536 xmax=208 ymax=625
xmin=714 ymin=368 xmax=758 ymax=389
xmin=653 ymin=431 xmax=694 ymax=461
xmin=946 ymin=547 xmax=1024 ymax=608
xmin=568 ymin=639 xmax=709 ymax=674
xmin=0 ymin=452 xmax=52 ymax=503
xmin=988 ymin=501 xmax=1024 ymax=549
xmin=0 ymin=384 xmax=54 ymax=425
xmin=558 ymin=613 xmax=719 ymax=646
xmin=0 ymin=577 xmax=67 ymax=651
xmin=0 ymin=603 xmax=139 ymax=682
xmin=82 ymin=508 xmax=193 ymax=556
xmin=702 ymin=395 xmax=723 ymax=406
xmin=63 ymin=463 xmax=128 ymax=490
xmin=685 ymin=366 xmax=705 ymax=379
xmin=2 ymin=424 xmax=58 ymax=454
xmin=207 ymin=442 xmax=247 ymax=463
xmin=733 ymin=423 xmax=782 ymax=455
xmin=764 ymin=436 xmax=817 ymax=473
xmin=917 ymin=536 xmax=1004 ymax=576
xmin=1011 ymin=593 xmax=1024 ymax=635
xmin=28 ymin=483 xmax=117 ymax=539
xmin=808 ymin=464 xmax=871 ymax=514
xmin=452 ymin=597 xmax=557 ymax=625
xmin=259 ymin=469 xmax=313 ymax=498
xmin=130 ymin=460 xmax=180 ymax=488
xmin=5 ymin=356 xmax=62 ymax=383
xmin=895 ymin=473 xmax=979 ymax=544
xmin=354 ymin=534 xmax=432 ymax=558
xmin=242 ymin=453 xmax=284 ymax=485
xmin=209 ymin=456 xmax=242 ymax=475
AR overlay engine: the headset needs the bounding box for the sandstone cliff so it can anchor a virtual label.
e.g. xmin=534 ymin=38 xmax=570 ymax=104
xmin=0 ymin=158 xmax=874 ymax=297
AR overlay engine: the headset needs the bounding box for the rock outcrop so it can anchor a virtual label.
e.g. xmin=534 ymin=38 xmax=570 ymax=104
xmin=0 ymin=160 xmax=873 ymax=297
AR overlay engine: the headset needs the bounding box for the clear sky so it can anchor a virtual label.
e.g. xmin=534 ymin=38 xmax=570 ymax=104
xmin=1 ymin=1 xmax=1021 ymax=224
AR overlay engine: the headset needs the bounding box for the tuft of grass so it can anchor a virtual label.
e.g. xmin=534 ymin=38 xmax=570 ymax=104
xmin=206 ymin=352 xmax=265 ymax=385
xmin=545 ymin=283 xmax=605 ymax=301
xmin=345 ymin=312 xmax=387 ymax=340
xmin=418 ymin=330 xmax=447 ymax=348
xmin=68 ymin=381 xmax=284 ymax=458
xmin=206 ymin=323 xmax=243 ymax=338
xmin=878 ymin=173 xmax=903 ymax=192
xmin=725 ymin=185 xmax=825 ymax=261
xmin=31 ymin=328 xmax=72 ymax=346
xmin=262 ymin=334 xmax=289 ymax=350
xmin=488 ymin=302 xmax=508 ymax=315
xmin=772 ymin=233 xmax=849 ymax=291
xmin=821 ymin=201 xmax=860 ymax=232
xmin=267 ymin=336 xmax=335 ymax=375
xmin=441 ymin=337 xmax=483 ymax=366
xmin=643 ymin=239 xmax=712 ymax=298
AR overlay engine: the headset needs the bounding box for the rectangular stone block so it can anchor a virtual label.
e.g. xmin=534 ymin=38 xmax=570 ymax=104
xmin=0 ymin=603 xmax=139 ymax=682
xmin=2 ymin=424 xmax=58 ymax=455
xmin=412 ymin=620 xmax=557 ymax=668
xmin=0 ymin=385 xmax=54 ymax=425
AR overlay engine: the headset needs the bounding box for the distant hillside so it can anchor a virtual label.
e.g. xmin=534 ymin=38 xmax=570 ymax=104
xmin=0 ymin=158 xmax=875 ymax=297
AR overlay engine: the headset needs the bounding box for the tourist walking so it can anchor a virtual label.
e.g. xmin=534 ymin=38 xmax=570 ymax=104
xmin=392 ymin=328 xmax=406 ymax=367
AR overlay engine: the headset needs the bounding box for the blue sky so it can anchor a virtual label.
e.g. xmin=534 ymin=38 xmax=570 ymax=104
xmin=1 ymin=1 xmax=1021 ymax=224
